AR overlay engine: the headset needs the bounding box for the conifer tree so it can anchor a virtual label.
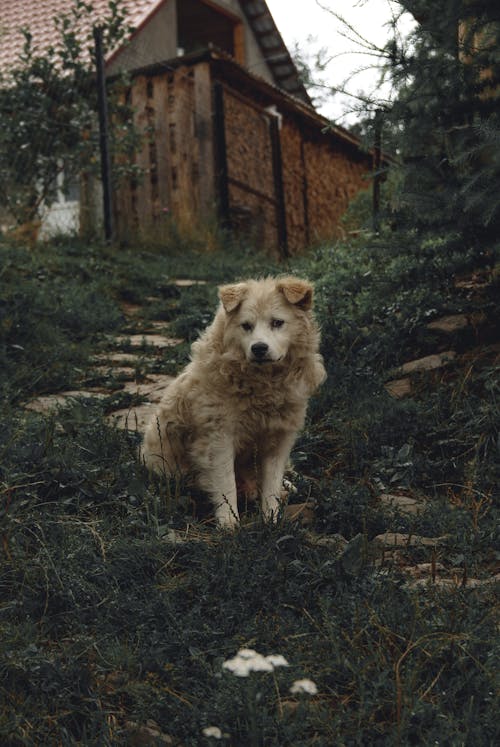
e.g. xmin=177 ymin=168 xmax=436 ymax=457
xmin=386 ymin=0 xmax=500 ymax=242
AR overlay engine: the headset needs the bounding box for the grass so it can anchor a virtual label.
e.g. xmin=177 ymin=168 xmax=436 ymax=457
xmin=0 ymin=233 xmax=499 ymax=745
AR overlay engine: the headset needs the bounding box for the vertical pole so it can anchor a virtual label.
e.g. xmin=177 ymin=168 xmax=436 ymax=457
xmin=94 ymin=26 xmax=113 ymax=243
xmin=213 ymin=82 xmax=230 ymax=229
xmin=372 ymin=109 xmax=383 ymax=234
xmin=299 ymin=137 xmax=310 ymax=246
xmin=269 ymin=114 xmax=289 ymax=259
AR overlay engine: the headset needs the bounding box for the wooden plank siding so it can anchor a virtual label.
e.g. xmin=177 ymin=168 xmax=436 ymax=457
xmin=221 ymin=85 xmax=278 ymax=249
xmin=113 ymin=55 xmax=373 ymax=252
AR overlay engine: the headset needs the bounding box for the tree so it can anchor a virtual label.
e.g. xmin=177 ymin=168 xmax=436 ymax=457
xmin=0 ymin=0 xmax=136 ymax=230
xmin=294 ymin=1 xmax=500 ymax=243
xmin=384 ymin=0 xmax=500 ymax=241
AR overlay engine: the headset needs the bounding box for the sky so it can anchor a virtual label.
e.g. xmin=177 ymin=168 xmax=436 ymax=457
xmin=265 ymin=0 xmax=414 ymax=124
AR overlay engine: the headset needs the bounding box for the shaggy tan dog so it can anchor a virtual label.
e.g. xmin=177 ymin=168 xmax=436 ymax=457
xmin=142 ymin=276 xmax=326 ymax=528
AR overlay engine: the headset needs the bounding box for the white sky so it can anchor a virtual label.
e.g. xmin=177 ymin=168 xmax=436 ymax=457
xmin=265 ymin=0 xmax=414 ymax=124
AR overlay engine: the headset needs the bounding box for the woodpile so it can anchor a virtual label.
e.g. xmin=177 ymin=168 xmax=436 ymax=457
xmin=112 ymin=52 xmax=374 ymax=252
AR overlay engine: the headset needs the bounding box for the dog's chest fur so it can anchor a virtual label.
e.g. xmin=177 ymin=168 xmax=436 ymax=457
xmin=206 ymin=363 xmax=307 ymax=441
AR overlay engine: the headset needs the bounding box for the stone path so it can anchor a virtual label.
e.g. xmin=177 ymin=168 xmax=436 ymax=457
xmin=23 ymin=288 xmax=498 ymax=589
xmin=25 ymin=293 xmax=184 ymax=432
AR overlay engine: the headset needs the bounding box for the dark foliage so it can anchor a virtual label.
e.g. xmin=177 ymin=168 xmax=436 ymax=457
xmin=0 ymin=234 xmax=498 ymax=744
xmin=385 ymin=0 xmax=500 ymax=240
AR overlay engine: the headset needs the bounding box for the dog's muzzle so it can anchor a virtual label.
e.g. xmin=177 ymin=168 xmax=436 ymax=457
xmin=251 ymin=342 xmax=270 ymax=362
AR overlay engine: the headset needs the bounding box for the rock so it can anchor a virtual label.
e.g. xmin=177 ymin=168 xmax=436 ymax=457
xmin=405 ymin=562 xmax=447 ymax=578
xmin=120 ymin=375 xmax=174 ymax=403
xmin=111 ymin=334 xmax=182 ymax=349
xmin=384 ymin=377 xmax=412 ymax=399
xmin=94 ymin=366 xmax=137 ymax=379
xmin=407 ymin=573 xmax=500 ymax=590
xmin=108 ymin=403 xmax=155 ymax=432
xmin=427 ymin=314 xmax=469 ymax=333
xmin=173 ymin=278 xmax=207 ymax=287
xmin=373 ymin=532 xmax=448 ymax=548
xmin=145 ymin=320 xmax=173 ymax=332
xmin=378 ymin=493 xmax=425 ymax=515
xmin=121 ymin=302 xmax=143 ymax=317
xmin=93 ymin=352 xmax=143 ymax=365
xmin=25 ymin=389 xmax=108 ymax=413
xmin=306 ymin=532 xmax=348 ymax=553
xmin=124 ymin=720 xmax=174 ymax=746
xmin=399 ymin=351 xmax=456 ymax=375
xmin=107 ymin=375 xmax=174 ymax=431
xmin=284 ymin=502 xmax=315 ymax=526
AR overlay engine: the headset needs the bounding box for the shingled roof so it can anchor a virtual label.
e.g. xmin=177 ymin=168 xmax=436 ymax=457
xmin=0 ymin=0 xmax=152 ymax=72
xmin=239 ymin=0 xmax=310 ymax=104
xmin=0 ymin=0 xmax=310 ymax=104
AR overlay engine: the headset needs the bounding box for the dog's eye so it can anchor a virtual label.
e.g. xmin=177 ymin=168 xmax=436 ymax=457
xmin=241 ymin=322 xmax=253 ymax=332
xmin=271 ymin=319 xmax=284 ymax=329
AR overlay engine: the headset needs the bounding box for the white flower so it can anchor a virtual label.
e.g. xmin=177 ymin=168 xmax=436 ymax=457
xmin=237 ymin=648 xmax=259 ymax=659
xmin=290 ymin=678 xmax=318 ymax=695
xmin=202 ymin=726 xmax=223 ymax=739
xmin=222 ymin=649 xmax=289 ymax=677
xmin=265 ymin=654 xmax=289 ymax=668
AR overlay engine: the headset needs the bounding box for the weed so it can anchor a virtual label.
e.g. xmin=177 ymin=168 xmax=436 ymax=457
xmin=0 ymin=233 xmax=498 ymax=744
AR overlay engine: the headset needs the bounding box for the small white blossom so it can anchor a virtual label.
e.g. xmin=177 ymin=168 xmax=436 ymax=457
xmin=222 ymin=648 xmax=288 ymax=677
xmin=237 ymin=648 xmax=259 ymax=659
xmin=265 ymin=654 xmax=289 ymax=668
xmin=290 ymin=678 xmax=318 ymax=695
xmin=202 ymin=726 xmax=223 ymax=739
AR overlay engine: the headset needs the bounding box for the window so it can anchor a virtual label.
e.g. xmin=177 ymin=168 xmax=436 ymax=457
xmin=177 ymin=0 xmax=243 ymax=62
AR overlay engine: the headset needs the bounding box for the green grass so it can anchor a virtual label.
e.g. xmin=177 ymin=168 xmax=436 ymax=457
xmin=0 ymin=234 xmax=499 ymax=745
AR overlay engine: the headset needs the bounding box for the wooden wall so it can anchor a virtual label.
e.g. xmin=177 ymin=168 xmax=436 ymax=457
xmin=113 ymin=63 xmax=215 ymax=244
xmin=114 ymin=60 xmax=372 ymax=251
xmin=222 ymin=87 xmax=278 ymax=249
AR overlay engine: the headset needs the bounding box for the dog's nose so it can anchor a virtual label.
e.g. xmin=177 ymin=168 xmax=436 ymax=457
xmin=251 ymin=342 xmax=269 ymax=359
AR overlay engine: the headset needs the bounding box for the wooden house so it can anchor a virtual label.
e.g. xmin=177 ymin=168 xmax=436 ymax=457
xmin=0 ymin=0 xmax=375 ymax=251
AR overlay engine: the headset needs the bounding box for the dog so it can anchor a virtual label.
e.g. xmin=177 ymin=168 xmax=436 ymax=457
xmin=142 ymin=276 xmax=326 ymax=528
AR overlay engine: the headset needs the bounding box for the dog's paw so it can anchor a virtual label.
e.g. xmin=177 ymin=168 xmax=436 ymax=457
xmin=214 ymin=505 xmax=240 ymax=531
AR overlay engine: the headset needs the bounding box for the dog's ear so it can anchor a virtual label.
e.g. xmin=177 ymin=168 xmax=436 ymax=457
xmin=278 ymin=277 xmax=313 ymax=310
xmin=219 ymin=282 xmax=247 ymax=313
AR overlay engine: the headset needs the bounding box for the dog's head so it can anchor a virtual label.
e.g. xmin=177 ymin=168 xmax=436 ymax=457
xmin=218 ymin=276 xmax=314 ymax=364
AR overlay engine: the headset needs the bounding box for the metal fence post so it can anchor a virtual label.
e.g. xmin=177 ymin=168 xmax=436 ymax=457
xmin=94 ymin=26 xmax=113 ymax=243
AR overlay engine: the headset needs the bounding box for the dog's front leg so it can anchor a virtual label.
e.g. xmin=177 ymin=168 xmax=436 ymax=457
xmin=260 ymin=432 xmax=296 ymax=522
xmin=193 ymin=435 xmax=239 ymax=529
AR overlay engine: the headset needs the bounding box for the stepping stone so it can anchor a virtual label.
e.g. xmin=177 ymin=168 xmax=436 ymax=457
xmin=94 ymin=366 xmax=137 ymax=379
xmin=94 ymin=352 xmax=142 ymax=365
xmin=399 ymin=351 xmax=456 ymax=375
xmin=111 ymin=334 xmax=182 ymax=349
xmin=145 ymin=321 xmax=171 ymax=331
xmin=108 ymin=402 xmax=156 ymax=432
xmin=385 ymin=377 xmax=412 ymax=399
xmin=173 ymin=279 xmax=207 ymax=287
xmin=120 ymin=374 xmax=174 ymax=403
xmin=107 ymin=374 xmax=174 ymax=431
xmin=407 ymin=573 xmax=500 ymax=590
xmin=120 ymin=302 xmax=143 ymax=317
xmin=26 ymin=389 xmax=108 ymax=413
xmin=427 ymin=314 xmax=469 ymax=333
xmin=373 ymin=532 xmax=448 ymax=548
xmin=284 ymin=502 xmax=315 ymax=526
xmin=378 ymin=493 xmax=425 ymax=515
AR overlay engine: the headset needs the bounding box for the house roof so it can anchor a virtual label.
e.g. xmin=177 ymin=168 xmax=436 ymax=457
xmin=239 ymin=0 xmax=311 ymax=104
xmin=0 ymin=0 xmax=155 ymax=73
xmin=0 ymin=0 xmax=310 ymax=104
